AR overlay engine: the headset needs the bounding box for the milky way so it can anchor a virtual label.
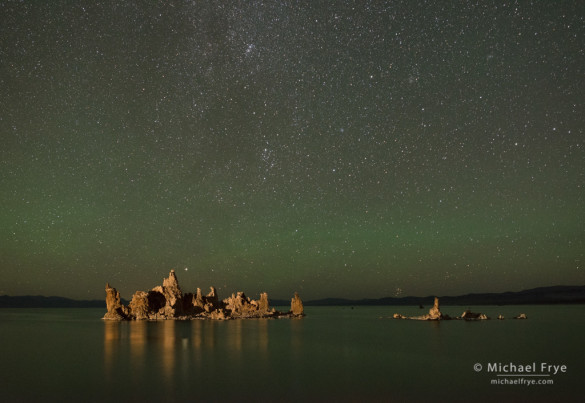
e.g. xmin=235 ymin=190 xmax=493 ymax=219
xmin=1 ymin=1 xmax=584 ymax=299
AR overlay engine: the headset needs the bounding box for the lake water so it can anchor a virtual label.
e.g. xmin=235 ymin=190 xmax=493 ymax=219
xmin=0 ymin=305 xmax=582 ymax=402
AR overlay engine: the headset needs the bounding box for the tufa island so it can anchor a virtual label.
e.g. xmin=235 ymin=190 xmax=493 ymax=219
xmin=392 ymin=297 xmax=527 ymax=321
xmin=103 ymin=270 xmax=304 ymax=320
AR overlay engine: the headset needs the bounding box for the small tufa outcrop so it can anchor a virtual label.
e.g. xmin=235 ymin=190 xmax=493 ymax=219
xmin=223 ymin=292 xmax=252 ymax=317
xmin=427 ymin=297 xmax=442 ymax=320
xmin=222 ymin=291 xmax=276 ymax=318
xmin=395 ymin=296 xmax=443 ymax=320
xmin=258 ymin=292 xmax=270 ymax=313
xmin=128 ymin=290 xmax=166 ymax=320
xmin=460 ymin=310 xmax=489 ymax=320
xmin=102 ymin=270 xmax=304 ymax=321
xmin=290 ymin=292 xmax=304 ymax=316
xmin=103 ymin=283 xmax=129 ymax=320
xmin=128 ymin=291 xmax=150 ymax=320
xmin=392 ymin=298 xmax=529 ymax=322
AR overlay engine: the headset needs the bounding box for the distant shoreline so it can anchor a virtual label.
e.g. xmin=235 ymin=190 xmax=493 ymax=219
xmin=304 ymin=284 xmax=585 ymax=307
xmin=2 ymin=285 xmax=584 ymax=308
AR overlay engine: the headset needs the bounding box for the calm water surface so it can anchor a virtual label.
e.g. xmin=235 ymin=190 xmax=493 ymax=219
xmin=0 ymin=305 xmax=582 ymax=402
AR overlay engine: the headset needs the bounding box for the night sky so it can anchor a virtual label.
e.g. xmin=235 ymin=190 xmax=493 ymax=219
xmin=1 ymin=1 xmax=584 ymax=301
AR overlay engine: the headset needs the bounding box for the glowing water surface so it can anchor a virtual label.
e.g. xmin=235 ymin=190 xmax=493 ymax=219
xmin=1 ymin=305 xmax=582 ymax=402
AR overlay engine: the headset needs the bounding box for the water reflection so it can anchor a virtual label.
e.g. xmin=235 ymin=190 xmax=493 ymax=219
xmin=161 ymin=320 xmax=176 ymax=381
xmin=290 ymin=317 xmax=304 ymax=351
xmin=130 ymin=320 xmax=147 ymax=374
xmin=229 ymin=320 xmax=243 ymax=351
xmin=258 ymin=319 xmax=268 ymax=352
xmin=104 ymin=319 xmax=272 ymax=382
xmin=191 ymin=320 xmax=203 ymax=349
xmin=103 ymin=321 xmax=119 ymax=380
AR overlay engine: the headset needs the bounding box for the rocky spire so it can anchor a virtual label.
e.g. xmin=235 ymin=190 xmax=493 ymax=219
xmin=193 ymin=287 xmax=205 ymax=309
xmin=163 ymin=269 xmax=181 ymax=293
xmin=160 ymin=270 xmax=184 ymax=317
xmin=103 ymin=283 xmax=128 ymax=320
xmin=207 ymin=286 xmax=217 ymax=299
xmin=258 ymin=292 xmax=270 ymax=312
xmin=206 ymin=286 xmax=219 ymax=309
xmin=427 ymin=297 xmax=442 ymax=320
xmin=291 ymin=292 xmax=304 ymax=316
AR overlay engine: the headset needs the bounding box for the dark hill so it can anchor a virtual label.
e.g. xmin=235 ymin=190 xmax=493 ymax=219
xmin=304 ymin=285 xmax=585 ymax=306
xmin=0 ymin=295 xmax=128 ymax=308
xmin=1 ymin=285 xmax=584 ymax=308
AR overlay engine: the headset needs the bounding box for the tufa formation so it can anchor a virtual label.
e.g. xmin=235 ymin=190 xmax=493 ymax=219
xmin=103 ymin=270 xmax=304 ymax=320
xmin=104 ymin=283 xmax=129 ymax=320
xmin=393 ymin=297 xmax=445 ymax=321
xmin=393 ymin=297 xmax=527 ymax=321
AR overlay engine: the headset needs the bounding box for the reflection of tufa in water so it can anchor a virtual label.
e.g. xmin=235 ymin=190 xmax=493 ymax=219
xmin=103 ymin=270 xmax=304 ymax=321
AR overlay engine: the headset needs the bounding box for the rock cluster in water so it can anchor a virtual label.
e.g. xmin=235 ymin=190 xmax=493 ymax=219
xmin=392 ymin=297 xmax=527 ymax=321
xmin=103 ymin=270 xmax=304 ymax=320
xmin=393 ymin=297 xmax=445 ymax=320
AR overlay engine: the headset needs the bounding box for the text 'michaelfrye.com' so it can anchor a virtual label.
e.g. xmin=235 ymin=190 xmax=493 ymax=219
xmin=473 ymin=362 xmax=567 ymax=386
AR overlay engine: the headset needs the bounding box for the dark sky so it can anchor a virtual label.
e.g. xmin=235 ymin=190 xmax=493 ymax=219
xmin=1 ymin=1 xmax=584 ymax=301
